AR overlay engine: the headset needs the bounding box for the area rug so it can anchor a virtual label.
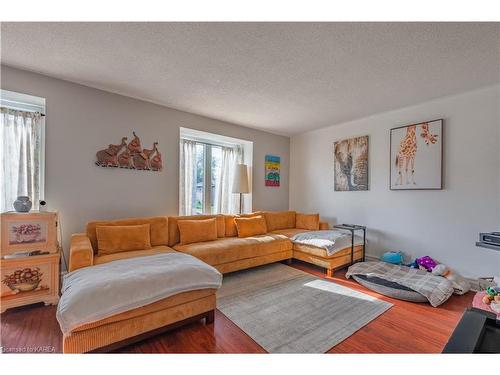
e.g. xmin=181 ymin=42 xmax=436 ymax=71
xmin=217 ymin=263 xmax=392 ymax=353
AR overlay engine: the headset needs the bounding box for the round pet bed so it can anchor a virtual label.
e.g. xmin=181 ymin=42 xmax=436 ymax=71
xmin=352 ymin=274 xmax=428 ymax=303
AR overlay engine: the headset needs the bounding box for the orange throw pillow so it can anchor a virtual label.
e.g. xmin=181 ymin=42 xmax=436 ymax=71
xmin=296 ymin=213 xmax=320 ymax=230
xmin=177 ymin=218 xmax=218 ymax=245
xmin=96 ymin=224 xmax=152 ymax=256
xmin=234 ymin=216 xmax=268 ymax=238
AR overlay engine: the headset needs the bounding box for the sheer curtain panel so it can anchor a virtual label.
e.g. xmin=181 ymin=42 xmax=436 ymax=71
xmin=0 ymin=108 xmax=43 ymax=212
xmin=179 ymin=139 xmax=197 ymax=216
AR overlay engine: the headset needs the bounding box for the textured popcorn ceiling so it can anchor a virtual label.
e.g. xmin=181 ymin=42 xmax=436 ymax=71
xmin=1 ymin=22 xmax=499 ymax=135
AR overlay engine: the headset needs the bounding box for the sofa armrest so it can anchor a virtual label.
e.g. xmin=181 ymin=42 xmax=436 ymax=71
xmin=319 ymin=221 xmax=329 ymax=230
xmin=69 ymin=233 xmax=94 ymax=272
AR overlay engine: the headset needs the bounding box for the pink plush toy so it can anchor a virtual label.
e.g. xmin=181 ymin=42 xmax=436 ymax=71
xmin=416 ymin=256 xmax=437 ymax=271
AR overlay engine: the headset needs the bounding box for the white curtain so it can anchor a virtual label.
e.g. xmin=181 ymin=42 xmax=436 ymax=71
xmin=215 ymin=145 xmax=240 ymax=214
xmin=179 ymin=139 xmax=197 ymax=216
xmin=0 ymin=108 xmax=43 ymax=212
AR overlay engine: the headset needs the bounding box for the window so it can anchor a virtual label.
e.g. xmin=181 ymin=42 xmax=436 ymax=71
xmin=179 ymin=128 xmax=252 ymax=216
xmin=0 ymin=90 xmax=45 ymax=212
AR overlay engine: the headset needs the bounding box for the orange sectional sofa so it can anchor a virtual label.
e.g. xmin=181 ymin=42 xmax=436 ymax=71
xmin=65 ymin=211 xmax=363 ymax=352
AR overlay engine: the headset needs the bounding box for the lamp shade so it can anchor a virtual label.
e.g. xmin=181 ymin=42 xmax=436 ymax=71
xmin=232 ymin=164 xmax=250 ymax=193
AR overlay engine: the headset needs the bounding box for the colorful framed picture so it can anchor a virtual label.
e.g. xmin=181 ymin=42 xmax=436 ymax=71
xmin=390 ymin=119 xmax=443 ymax=190
xmin=334 ymin=135 xmax=369 ymax=191
xmin=1 ymin=212 xmax=58 ymax=256
xmin=265 ymin=155 xmax=280 ymax=187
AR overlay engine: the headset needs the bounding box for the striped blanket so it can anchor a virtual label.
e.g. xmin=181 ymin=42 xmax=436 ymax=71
xmin=346 ymin=261 xmax=454 ymax=307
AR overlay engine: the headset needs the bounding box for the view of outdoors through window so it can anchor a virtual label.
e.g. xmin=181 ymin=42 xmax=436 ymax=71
xmin=193 ymin=143 xmax=222 ymax=215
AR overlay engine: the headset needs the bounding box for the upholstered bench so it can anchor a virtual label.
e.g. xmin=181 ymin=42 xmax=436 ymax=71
xmin=58 ymin=252 xmax=222 ymax=353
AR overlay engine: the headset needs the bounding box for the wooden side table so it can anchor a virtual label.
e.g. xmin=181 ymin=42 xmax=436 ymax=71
xmin=1 ymin=211 xmax=61 ymax=313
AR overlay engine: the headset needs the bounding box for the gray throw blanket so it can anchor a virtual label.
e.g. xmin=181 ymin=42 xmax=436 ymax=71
xmin=57 ymin=252 xmax=222 ymax=334
xmin=291 ymin=230 xmax=364 ymax=256
xmin=346 ymin=261 xmax=454 ymax=307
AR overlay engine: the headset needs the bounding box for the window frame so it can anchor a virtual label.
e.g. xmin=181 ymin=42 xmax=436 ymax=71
xmin=179 ymin=127 xmax=253 ymax=216
xmin=0 ymin=89 xmax=46 ymax=208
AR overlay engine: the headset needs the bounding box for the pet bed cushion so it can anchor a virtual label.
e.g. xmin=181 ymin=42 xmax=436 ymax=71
xmin=346 ymin=261 xmax=454 ymax=307
xmin=352 ymin=274 xmax=428 ymax=303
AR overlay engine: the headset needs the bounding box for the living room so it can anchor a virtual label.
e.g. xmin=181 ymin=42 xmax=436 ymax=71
xmin=1 ymin=1 xmax=499 ymax=373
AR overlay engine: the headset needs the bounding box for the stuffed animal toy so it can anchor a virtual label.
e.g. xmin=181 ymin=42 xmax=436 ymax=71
xmin=432 ymin=263 xmax=470 ymax=295
xmin=380 ymin=251 xmax=403 ymax=265
xmin=416 ymin=256 xmax=437 ymax=271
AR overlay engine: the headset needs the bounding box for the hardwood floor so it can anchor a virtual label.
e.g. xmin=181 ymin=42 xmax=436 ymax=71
xmin=0 ymin=260 xmax=473 ymax=354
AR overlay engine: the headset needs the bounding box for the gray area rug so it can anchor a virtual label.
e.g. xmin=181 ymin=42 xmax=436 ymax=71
xmin=217 ymin=263 xmax=392 ymax=353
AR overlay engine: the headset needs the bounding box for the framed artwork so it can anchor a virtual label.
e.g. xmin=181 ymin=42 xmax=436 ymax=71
xmin=334 ymin=135 xmax=369 ymax=191
xmin=265 ymin=155 xmax=280 ymax=187
xmin=95 ymin=131 xmax=163 ymax=171
xmin=1 ymin=212 xmax=58 ymax=256
xmin=390 ymin=119 xmax=443 ymax=190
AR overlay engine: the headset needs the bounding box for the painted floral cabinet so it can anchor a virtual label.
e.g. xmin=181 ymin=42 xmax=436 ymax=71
xmin=1 ymin=211 xmax=60 ymax=313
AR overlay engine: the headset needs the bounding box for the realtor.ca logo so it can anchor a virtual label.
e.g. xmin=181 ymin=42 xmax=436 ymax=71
xmin=0 ymin=345 xmax=55 ymax=353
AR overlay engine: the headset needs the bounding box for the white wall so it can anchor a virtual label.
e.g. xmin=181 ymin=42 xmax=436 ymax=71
xmin=290 ymin=85 xmax=500 ymax=278
xmin=1 ymin=66 xmax=290 ymax=262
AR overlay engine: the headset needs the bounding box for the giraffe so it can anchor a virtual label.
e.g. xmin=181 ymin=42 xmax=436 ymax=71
xmin=420 ymin=123 xmax=439 ymax=145
xmin=395 ymin=125 xmax=417 ymax=185
xmin=395 ymin=123 xmax=438 ymax=185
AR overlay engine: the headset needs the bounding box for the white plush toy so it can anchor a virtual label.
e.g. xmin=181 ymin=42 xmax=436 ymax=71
xmin=432 ymin=264 xmax=470 ymax=295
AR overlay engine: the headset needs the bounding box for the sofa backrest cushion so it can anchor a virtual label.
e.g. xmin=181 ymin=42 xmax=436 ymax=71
xmin=96 ymin=224 xmax=152 ymax=256
xmin=87 ymin=216 xmax=168 ymax=253
xmin=168 ymin=214 xmax=225 ymax=246
xmin=177 ymin=218 xmax=218 ymax=245
xmin=224 ymin=215 xmax=238 ymax=237
xmin=263 ymin=211 xmax=296 ymax=232
xmin=234 ymin=215 xmax=268 ymax=238
xmin=296 ymin=213 xmax=320 ymax=230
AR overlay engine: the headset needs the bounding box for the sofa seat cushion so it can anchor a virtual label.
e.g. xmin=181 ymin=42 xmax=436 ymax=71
xmin=173 ymin=234 xmax=292 ymax=266
xmin=94 ymin=245 xmax=176 ymax=265
xmin=271 ymin=228 xmax=311 ymax=238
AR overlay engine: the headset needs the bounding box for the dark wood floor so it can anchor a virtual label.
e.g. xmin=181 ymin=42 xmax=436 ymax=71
xmin=0 ymin=260 xmax=473 ymax=354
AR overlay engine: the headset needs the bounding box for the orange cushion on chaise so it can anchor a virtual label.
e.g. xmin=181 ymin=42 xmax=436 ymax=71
xmin=95 ymin=224 xmax=152 ymax=256
xmin=296 ymin=213 xmax=320 ymax=230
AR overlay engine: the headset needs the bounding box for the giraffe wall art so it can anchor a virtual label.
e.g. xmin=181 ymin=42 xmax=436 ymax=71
xmin=95 ymin=131 xmax=163 ymax=171
xmin=390 ymin=119 xmax=443 ymax=190
xmin=334 ymin=135 xmax=369 ymax=191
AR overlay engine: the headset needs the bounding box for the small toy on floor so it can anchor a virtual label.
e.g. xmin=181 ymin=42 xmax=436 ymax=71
xmin=482 ymin=286 xmax=500 ymax=305
xmin=380 ymin=251 xmax=404 ymax=265
xmin=416 ymin=256 xmax=437 ymax=271
xmin=404 ymin=255 xmax=471 ymax=295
